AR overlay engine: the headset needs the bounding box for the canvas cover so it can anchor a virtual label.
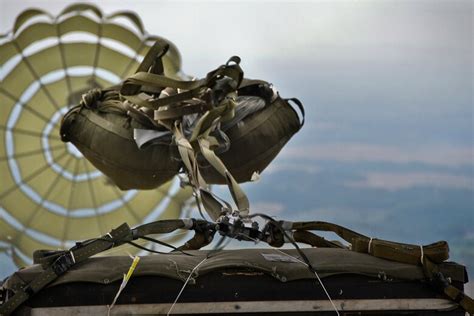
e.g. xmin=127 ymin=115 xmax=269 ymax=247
xmin=3 ymin=248 xmax=468 ymax=291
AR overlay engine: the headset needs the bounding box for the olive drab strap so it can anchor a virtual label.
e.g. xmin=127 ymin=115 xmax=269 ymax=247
xmin=286 ymin=98 xmax=305 ymax=129
xmin=274 ymin=220 xmax=473 ymax=314
xmin=422 ymin=256 xmax=474 ymax=314
xmin=118 ymin=41 xmax=250 ymax=219
xmin=0 ymin=223 xmax=133 ymax=316
xmin=0 ymin=219 xmax=208 ymax=316
xmin=2 ymin=217 xmax=473 ymax=315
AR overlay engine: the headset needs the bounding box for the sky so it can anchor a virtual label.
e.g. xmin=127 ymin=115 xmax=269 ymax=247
xmin=0 ymin=0 xmax=473 ymax=293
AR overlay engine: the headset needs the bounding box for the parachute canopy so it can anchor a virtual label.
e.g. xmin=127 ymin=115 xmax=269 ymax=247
xmin=0 ymin=4 xmax=192 ymax=267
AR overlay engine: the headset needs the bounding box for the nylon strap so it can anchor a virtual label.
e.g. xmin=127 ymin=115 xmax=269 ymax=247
xmin=286 ymin=98 xmax=305 ymax=128
xmin=0 ymin=224 xmax=132 ymax=315
xmin=197 ymin=137 xmax=249 ymax=214
xmin=352 ymin=238 xmax=449 ymax=265
xmin=132 ymin=219 xmax=187 ymax=237
xmin=177 ymin=232 xmax=213 ymax=251
xmin=117 ymin=40 xmax=250 ymax=219
xmin=291 ymin=221 xmax=368 ymax=244
xmin=422 ymin=256 xmax=474 ymax=314
xmin=120 ymin=41 xmax=169 ymax=96
xmin=154 ymin=102 xmax=211 ymax=120
xmin=281 ymin=219 xmax=473 ymax=314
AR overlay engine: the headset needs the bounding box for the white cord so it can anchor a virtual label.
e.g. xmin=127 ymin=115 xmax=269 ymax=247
xmin=167 ymin=257 xmax=208 ymax=315
xmin=99 ymin=231 xmax=191 ymax=256
xmin=368 ymin=237 xmax=373 ymax=254
xmin=242 ymin=234 xmax=340 ymax=316
xmin=271 ymin=248 xmax=340 ymax=316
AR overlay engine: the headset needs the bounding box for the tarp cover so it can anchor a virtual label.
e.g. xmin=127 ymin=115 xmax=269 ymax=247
xmin=3 ymin=248 xmax=467 ymax=291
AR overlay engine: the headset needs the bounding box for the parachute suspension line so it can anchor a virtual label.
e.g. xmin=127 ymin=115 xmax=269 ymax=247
xmin=167 ymin=257 xmax=208 ymax=316
xmin=140 ymin=236 xmax=192 ymax=256
xmin=126 ymin=241 xmax=168 ymax=255
xmin=206 ymin=234 xmax=233 ymax=259
xmin=100 ymin=231 xmax=191 ymax=256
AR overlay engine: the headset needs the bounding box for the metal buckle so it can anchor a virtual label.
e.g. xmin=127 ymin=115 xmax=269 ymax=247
xmin=51 ymin=252 xmax=75 ymax=276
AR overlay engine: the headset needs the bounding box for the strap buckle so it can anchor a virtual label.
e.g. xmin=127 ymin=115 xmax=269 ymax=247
xmin=0 ymin=287 xmax=5 ymax=305
xmin=51 ymin=252 xmax=76 ymax=276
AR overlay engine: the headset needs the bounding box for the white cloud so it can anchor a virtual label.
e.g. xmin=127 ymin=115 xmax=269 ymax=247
xmin=265 ymin=163 xmax=321 ymax=175
xmin=346 ymin=172 xmax=473 ymax=191
xmin=251 ymin=202 xmax=285 ymax=216
xmin=283 ymin=143 xmax=473 ymax=168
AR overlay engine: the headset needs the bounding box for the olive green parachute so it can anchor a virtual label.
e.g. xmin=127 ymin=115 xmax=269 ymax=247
xmin=0 ymin=4 xmax=192 ymax=267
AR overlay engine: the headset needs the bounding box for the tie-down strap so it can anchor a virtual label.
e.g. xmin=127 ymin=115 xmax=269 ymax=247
xmin=0 ymin=219 xmax=209 ymax=315
xmin=266 ymin=219 xmax=473 ymax=314
xmin=1 ymin=218 xmax=473 ymax=315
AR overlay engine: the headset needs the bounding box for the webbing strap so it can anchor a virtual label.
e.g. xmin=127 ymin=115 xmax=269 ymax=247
xmin=0 ymin=219 xmax=203 ymax=315
xmin=444 ymin=284 xmax=474 ymax=313
xmin=423 ymin=257 xmax=474 ymax=314
xmin=123 ymin=72 xmax=207 ymax=91
xmin=282 ymin=220 xmax=473 ymax=314
xmin=154 ymin=101 xmax=211 ymax=120
xmin=289 ymin=221 xmax=450 ymax=265
xmin=132 ymin=219 xmax=187 ymax=237
xmin=83 ymin=110 xmax=132 ymax=140
xmin=197 ymin=138 xmax=249 ymax=214
xmin=291 ymin=221 xmax=368 ymax=245
xmin=0 ymin=223 xmax=132 ymax=315
xmin=352 ymin=238 xmax=449 ymax=265
xmin=178 ymin=232 xmax=214 ymax=251
xmin=120 ymin=41 xmax=169 ymax=96
xmin=286 ymin=98 xmax=305 ymax=128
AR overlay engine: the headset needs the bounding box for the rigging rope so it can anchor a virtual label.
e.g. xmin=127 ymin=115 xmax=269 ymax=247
xmin=167 ymin=257 xmax=208 ymax=316
xmin=243 ymin=234 xmax=340 ymax=316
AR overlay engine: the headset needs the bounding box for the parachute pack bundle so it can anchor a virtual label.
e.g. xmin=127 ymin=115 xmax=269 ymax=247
xmin=60 ymin=42 xmax=304 ymax=203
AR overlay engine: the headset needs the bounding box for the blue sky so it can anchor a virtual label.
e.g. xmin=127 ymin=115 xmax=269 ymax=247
xmin=1 ymin=0 xmax=472 ymax=293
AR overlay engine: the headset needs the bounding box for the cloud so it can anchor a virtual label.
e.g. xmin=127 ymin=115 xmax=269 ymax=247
xmin=282 ymin=143 xmax=473 ymax=167
xmin=345 ymin=172 xmax=473 ymax=191
xmin=264 ymin=163 xmax=321 ymax=175
xmin=251 ymin=202 xmax=285 ymax=216
xmin=302 ymin=207 xmax=390 ymax=225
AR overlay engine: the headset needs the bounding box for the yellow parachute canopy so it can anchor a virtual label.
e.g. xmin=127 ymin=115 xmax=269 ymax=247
xmin=0 ymin=3 xmax=192 ymax=267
